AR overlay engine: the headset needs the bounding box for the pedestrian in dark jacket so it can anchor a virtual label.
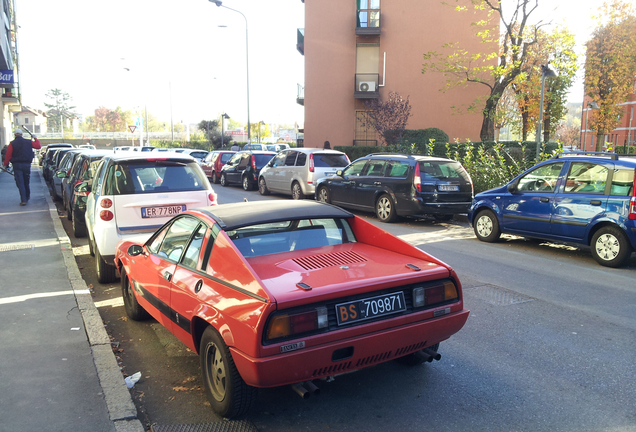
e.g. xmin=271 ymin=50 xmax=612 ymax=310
xmin=3 ymin=129 xmax=41 ymax=206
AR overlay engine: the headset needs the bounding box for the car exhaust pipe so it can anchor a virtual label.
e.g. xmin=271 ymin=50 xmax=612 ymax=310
xmin=292 ymin=383 xmax=310 ymax=399
xmin=423 ymin=348 xmax=441 ymax=361
xmin=303 ymin=380 xmax=320 ymax=395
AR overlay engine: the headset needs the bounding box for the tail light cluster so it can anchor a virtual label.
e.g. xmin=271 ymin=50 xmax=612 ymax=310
xmin=251 ymin=155 xmax=257 ymax=170
xmin=100 ymin=198 xmax=114 ymax=222
xmin=266 ymin=307 xmax=328 ymax=342
xmin=412 ymin=281 xmax=458 ymax=309
xmin=413 ymin=163 xmax=422 ymax=192
xmin=630 ymin=176 xmax=636 ymax=220
xmin=309 ymin=153 xmax=315 ymax=173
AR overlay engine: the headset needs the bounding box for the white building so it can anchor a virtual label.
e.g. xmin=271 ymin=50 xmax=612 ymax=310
xmin=0 ymin=0 xmax=20 ymax=148
xmin=14 ymin=107 xmax=47 ymax=135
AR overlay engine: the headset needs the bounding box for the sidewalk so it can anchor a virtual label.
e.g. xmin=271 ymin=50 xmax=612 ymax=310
xmin=0 ymin=165 xmax=144 ymax=432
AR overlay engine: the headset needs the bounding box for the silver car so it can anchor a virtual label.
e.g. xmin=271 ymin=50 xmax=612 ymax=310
xmin=258 ymin=148 xmax=350 ymax=199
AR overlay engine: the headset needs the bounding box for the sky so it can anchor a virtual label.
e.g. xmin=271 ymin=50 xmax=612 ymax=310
xmin=15 ymin=0 xmax=633 ymax=128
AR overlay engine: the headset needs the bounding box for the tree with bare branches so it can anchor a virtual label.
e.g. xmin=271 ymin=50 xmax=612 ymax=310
xmin=422 ymin=0 xmax=545 ymax=141
xmin=363 ymin=91 xmax=412 ymax=146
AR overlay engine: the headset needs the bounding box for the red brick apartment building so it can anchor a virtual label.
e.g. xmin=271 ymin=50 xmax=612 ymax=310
xmin=297 ymin=0 xmax=493 ymax=148
xmin=580 ymin=86 xmax=636 ymax=152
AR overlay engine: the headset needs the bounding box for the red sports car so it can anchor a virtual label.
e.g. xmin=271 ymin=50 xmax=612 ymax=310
xmin=114 ymin=200 xmax=469 ymax=417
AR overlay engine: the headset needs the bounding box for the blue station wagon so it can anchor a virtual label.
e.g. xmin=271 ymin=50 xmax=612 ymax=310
xmin=468 ymin=152 xmax=636 ymax=267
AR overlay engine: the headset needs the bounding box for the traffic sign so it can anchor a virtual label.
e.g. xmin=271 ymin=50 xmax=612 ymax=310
xmin=129 ymin=125 xmax=137 ymax=133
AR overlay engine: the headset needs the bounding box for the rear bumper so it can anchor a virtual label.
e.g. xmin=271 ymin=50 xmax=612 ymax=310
xmin=398 ymin=198 xmax=472 ymax=217
xmin=231 ymin=309 xmax=469 ymax=388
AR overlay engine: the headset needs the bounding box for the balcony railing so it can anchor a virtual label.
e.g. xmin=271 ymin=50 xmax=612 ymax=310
xmin=356 ymin=3 xmax=380 ymax=35
xmin=296 ymin=28 xmax=304 ymax=55
xmin=297 ymin=84 xmax=304 ymax=106
xmin=354 ymin=73 xmax=379 ymax=99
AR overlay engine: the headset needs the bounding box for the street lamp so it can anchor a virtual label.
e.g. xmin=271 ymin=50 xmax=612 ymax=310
xmin=582 ymin=100 xmax=600 ymax=151
xmin=257 ymin=120 xmax=265 ymax=143
xmin=535 ymin=64 xmax=557 ymax=160
xmin=210 ymin=0 xmax=251 ymax=144
xmin=220 ymin=113 xmax=230 ymax=148
xmin=123 ymin=66 xmax=147 ymax=147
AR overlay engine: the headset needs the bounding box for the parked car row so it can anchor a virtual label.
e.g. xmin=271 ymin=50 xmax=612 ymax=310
xmin=44 ymin=146 xmax=470 ymax=417
xmin=209 ymin=148 xmax=476 ymax=224
xmin=42 ymin=146 xmax=636 ymax=421
xmin=41 ymin=147 xmax=216 ymax=283
xmin=199 ymin=146 xmax=636 ymax=267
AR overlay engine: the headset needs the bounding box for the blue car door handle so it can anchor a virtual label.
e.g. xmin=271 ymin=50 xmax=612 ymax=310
xmin=590 ymin=200 xmax=602 ymax=206
xmin=540 ymin=197 xmax=549 ymax=203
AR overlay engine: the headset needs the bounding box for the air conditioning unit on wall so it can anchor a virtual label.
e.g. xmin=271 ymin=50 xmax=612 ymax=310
xmin=358 ymin=81 xmax=376 ymax=92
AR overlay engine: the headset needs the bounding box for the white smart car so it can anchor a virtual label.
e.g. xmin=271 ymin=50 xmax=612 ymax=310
xmin=84 ymin=153 xmax=217 ymax=283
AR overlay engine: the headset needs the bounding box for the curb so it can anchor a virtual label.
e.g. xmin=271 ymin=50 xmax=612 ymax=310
xmin=40 ymin=170 xmax=145 ymax=432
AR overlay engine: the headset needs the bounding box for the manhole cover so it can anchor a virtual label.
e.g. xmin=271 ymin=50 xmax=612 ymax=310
xmin=151 ymin=421 xmax=258 ymax=432
xmin=464 ymin=284 xmax=535 ymax=306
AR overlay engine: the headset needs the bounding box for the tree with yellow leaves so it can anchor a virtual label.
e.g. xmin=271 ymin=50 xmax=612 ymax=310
xmin=510 ymin=26 xmax=577 ymax=142
xmin=584 ymin=1 xmax=636 ymax=151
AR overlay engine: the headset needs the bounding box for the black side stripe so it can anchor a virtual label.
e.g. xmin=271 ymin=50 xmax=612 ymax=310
xmin=190 ymin=268 xmax=268 ymax=303
xmin=133 ymin=280 xmax=191 ymax=334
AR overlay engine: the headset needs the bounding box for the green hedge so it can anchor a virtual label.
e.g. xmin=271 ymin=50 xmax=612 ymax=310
xmin=334 ymin=140 xmax=567 ymax=193
xmin=335 ymin=141 xmax=561 ymax=163
xmin=615 ymin=146 xmax=636 ymax=154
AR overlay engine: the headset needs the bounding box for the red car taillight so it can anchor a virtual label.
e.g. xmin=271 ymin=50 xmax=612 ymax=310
xmin=412 ymin=281 xmax=459 ymax=308
xmin=266 ymin=307 xmax=328 ymax=341
xmin=309 ymin=153 xmax=315 ymax=172
xmin=414 ymin=163 xmax=422 ymax=193
xmin=251 ymin=155 xmax=257 ymax=170
xmin=629 ymin=176 xmax=636 ymax=220
xmin=99 ymin=198 xmax=114 ymax=221
xmin=208 ymin=192 xmax=217 ymax=205
xmin=629 ymin=197 xmax=636 ymax=220
xmin=100 ymin=210 xmax=114 ymax=221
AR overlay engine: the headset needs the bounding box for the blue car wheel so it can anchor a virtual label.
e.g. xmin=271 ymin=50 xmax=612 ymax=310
xmin=474 ymin=209 xmax=501 ymax=242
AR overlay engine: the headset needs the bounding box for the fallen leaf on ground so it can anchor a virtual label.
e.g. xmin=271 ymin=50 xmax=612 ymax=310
xmin=173 ymin=386 xmax=189 ymax=392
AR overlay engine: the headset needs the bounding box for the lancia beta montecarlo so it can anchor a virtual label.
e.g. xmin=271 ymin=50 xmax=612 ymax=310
xmin=114 ymin=200 xmax=469 ymax=417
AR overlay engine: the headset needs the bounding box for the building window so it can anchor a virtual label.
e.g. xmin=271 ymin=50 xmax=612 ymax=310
xmin=355 ymin=44 xmax=380 ymax=95
xmin=354 ymin=111 xmax=377 ymax=146
xmin=357 ymin=0 xmax=380 ymax=28
xmin=25 ymin=118 xmax=29 ymax=124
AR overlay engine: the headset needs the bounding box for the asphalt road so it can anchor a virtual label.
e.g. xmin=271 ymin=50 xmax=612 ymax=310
xmin=55 ymin=182 xmax=636 ymax=432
